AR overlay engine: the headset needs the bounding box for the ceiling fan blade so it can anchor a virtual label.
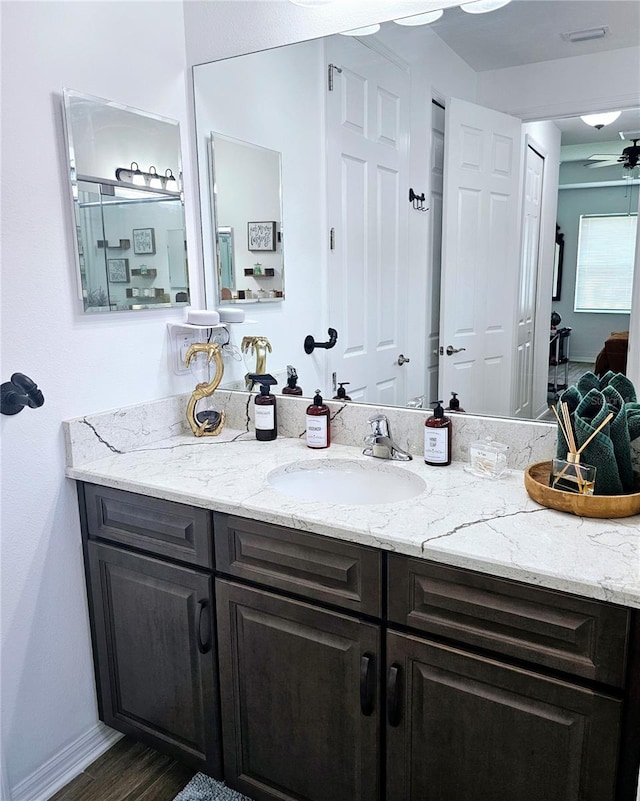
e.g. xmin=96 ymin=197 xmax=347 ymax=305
xmin=585 ymin=158 xmax=620 ymax=168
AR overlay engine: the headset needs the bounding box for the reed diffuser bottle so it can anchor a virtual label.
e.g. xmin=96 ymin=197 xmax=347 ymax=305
xmin=549 ymin=400 xmax=612 ymax=496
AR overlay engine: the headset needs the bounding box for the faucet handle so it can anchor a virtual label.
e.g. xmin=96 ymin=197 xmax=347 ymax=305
xmin=368 ymin=414 xmax=390 ymax=438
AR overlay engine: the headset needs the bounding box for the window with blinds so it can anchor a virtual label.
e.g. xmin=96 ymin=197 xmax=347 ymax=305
xmin=574 ymin=213 xmax=637 ymax=314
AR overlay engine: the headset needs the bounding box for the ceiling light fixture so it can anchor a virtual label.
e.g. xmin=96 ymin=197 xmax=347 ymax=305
xmin=287 ymin=0 xmax=333 ymax=5
xmin=393 ymin=9 xmax=444 ymax=26
xmin=580 ymin=111 xmax=622 ymax=130
xmin=460 ymin=0 xmax=512 ymax=14
xmin=339 ymin=23 xmax=380 ymax=36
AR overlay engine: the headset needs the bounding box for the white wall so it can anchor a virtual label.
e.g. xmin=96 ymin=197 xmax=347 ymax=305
xmin=0 ymin=2 xmax=198 ymax=797
xmin=194 ymin=40 xmax=327 ymax=394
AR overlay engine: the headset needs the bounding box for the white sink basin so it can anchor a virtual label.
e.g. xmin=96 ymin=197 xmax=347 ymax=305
xmin=267 ymin=458 xmax=425 ymax=505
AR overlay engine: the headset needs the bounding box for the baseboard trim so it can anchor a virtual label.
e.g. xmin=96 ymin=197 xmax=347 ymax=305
xmin=10 ymin=722 xmax=123 ymax=801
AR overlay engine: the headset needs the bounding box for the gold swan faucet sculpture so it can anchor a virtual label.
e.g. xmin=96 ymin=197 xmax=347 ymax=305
xmin=241 ymin=336 xmax=272 ymax=388
xmin=184 ymin=342 xmax=226 ymax=437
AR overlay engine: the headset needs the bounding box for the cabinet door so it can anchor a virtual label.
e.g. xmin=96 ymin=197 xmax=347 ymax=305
xmin=216 ymin=579 xmax=380 ymax=801
xmin=386 ymin=630 xmax=621 ymax=801
xmin=87 ymin=541 xmax=221 ymax=776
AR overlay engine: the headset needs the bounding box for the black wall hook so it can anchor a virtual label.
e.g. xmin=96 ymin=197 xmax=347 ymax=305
xmin=304 ymin=328 xmax=338 ymax=354
xmin=1 ymin=373 xmax=45 ymax=415
xmin=409 ymin=188 xmax=429 ymax=212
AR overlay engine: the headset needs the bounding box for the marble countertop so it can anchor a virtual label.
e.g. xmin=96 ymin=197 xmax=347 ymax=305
xmin=65 ymin=427 xmax=640 ymax=609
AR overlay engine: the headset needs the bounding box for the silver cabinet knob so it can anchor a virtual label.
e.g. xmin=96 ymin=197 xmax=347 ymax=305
xmin=446 ymin=345 xmax=466 ymax=356
xmin=397 ymin=354 xmax=411 ymax=366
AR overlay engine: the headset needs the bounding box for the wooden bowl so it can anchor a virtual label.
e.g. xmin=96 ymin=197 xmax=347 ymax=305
xmin=524 ymin=462 xmax=640 ymax=519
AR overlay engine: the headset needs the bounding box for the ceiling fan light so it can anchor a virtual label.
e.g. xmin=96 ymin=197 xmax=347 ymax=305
xmin=339 ymin=23 xmax=380 ymax=36
xmin=460 ymin=0 xmax=512 ymax=14
xmin=393 ymin=9 xmax=444 ymax=26
xmin=580 ymin=111 xmax=622 ymax=130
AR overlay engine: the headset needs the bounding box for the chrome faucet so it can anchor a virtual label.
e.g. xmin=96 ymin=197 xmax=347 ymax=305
xmin=363 ymin=414 xmax=412 ymax=461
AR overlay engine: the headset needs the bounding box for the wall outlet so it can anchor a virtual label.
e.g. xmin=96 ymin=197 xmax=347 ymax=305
xmin=169 ymin=328 xmax=199 ymax=375
xmin=167 ymin=323 xmax=229 ymax=376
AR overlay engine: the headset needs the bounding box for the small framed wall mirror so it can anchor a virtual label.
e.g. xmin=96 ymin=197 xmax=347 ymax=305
xmin=209 ymin=133 xmax=284 ymax=304
xmin=62 ymin=89 xmax=190 ymax=313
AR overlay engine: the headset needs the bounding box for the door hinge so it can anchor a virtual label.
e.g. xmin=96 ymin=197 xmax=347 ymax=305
xmin=328 ymin=63 xmax=342 ymax=92
xmin=330 ymin=228 xmax=335 ymax=250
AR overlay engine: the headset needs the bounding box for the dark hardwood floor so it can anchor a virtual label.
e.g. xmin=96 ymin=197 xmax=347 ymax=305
xmin=48 ymin=736 xmax=194 ymax=801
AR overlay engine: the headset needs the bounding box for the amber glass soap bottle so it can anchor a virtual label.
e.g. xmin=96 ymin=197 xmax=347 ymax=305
xmin=306 ymin=390 xmax=331 ymax=449
xmin=424 ymin=400 xmax=452 ymax=466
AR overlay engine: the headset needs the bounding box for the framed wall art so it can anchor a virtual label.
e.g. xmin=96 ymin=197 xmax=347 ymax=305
xmin=247 ymin=221 xmax=276 ymax=252
xmin=107 ymin=258 xmax=130 ymax=283
xmin=132 ymin=227 xmax=156 ymax=255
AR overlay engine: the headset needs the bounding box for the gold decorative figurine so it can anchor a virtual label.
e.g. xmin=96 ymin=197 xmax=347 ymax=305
xmin=241 ymin=336 xmax=272 ymax=388
xmin=184 ymin=342 xmax=226 ymax=437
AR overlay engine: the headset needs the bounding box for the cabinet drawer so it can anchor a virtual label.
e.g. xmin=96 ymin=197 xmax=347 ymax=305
xmin=214 ymin=513 xmax=381 ymax=617
xmin=83 ymin=484 xmax=212 ymax=568
xmin=387 ymin=555 xmax=629 ymax=688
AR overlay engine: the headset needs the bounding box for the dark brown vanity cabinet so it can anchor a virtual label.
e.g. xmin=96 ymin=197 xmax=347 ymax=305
xmin=385 ymin=631 xmax=621 ymax=801
xmin=78 ymin=483 xmax=638 ymax=801
xmin=215 ymin=580 xmax=380 ymax=801
xmin=213 ymin=512 xmax=383 ymax=801
xmin=80 ymin=484 xmax=222 ymax=777
xmin=386 ymin=556 xmax=632 ymax=801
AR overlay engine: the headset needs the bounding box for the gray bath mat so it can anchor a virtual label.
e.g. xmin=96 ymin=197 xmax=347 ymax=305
xmin=173 ymin=773 xmax=253 ymax=801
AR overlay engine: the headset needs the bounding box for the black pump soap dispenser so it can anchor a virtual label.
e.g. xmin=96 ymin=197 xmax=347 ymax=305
xmin=424 ymin=400 xmax=452 ymax=466
xmin=333 ymin=382 xmax=351 ymax=401
xmin=249 ymin=373 xmax=278 ymax=441
xmin=282 ymin=365 xmax=303 ymax=396
xmin=446 ymin=392 xmax=465 ymax=413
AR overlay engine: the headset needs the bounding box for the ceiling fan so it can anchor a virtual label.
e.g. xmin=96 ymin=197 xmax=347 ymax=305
xmin=586 ymin=139 xmax=640 ymax=170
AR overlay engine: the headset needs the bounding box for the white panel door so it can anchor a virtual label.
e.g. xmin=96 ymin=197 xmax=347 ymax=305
xmin=326 ymin=37 xmax=410 ymax=406
xmin=513 ymin=145 xmax=544 ymax=418
xmin=440 ymin=98 xmax=522 ymax=417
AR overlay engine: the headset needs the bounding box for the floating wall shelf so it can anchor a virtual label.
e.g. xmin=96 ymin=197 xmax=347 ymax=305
xmin=131 ymin=268 xmax=157 ymax=277
xmin=243 ymin=268 xmax=275 ymax=278
xmin=126 ymin=288 xmax=166 ymax=299
xmin=97 ymin=239 xmax=130 ymax=250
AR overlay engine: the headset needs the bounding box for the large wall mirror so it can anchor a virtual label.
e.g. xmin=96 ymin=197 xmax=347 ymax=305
xmin=193 ymin=0 xmax=639 ymax=419
xmin=63 ymin=89 xmax=190 ymax=313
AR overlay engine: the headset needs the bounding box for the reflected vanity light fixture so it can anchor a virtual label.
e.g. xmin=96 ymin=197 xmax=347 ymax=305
xmin=460 ymin=0 xmax=512 ymax=13
xmin=164 ymin=169 xmax=177 ymax=191
xmin=393 ymin=9 xmax=443 ymax=26
xmin=131 ymin=161 xmax=145 ymax=186
xmin=115 ymin=162 xmax=180 ymax=192
xmin=580 ymin=111 xmax=622 ymax=130
xmin=339 ymin=23 xmax=381 ymax=36
xmin=148 ymin=166 xmax=163 ymax=190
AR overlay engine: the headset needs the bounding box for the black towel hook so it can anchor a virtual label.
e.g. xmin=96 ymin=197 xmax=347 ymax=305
xmin=304 ymin=328 xmax=338 ymax=354
xmin=409 ymin=188 xmax=429 ymax=212
xmin=1 ymin=373 xmax=45 ymax=415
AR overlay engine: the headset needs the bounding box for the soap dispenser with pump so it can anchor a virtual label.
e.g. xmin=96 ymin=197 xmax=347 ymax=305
xmin=333 ymin=382 xmax=351 ymax=401
xmin=306 ymin=390 xmax=331 ymax=449
xmin=282 ymin=365 xmax=303 ymax=396
xmin=424 ymin=400 xmax=452 ymax=466
xmin=446 ymin=392 xmax=465 ymax=413
xmin=249 ymin=373 xmax=278 ymax=441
